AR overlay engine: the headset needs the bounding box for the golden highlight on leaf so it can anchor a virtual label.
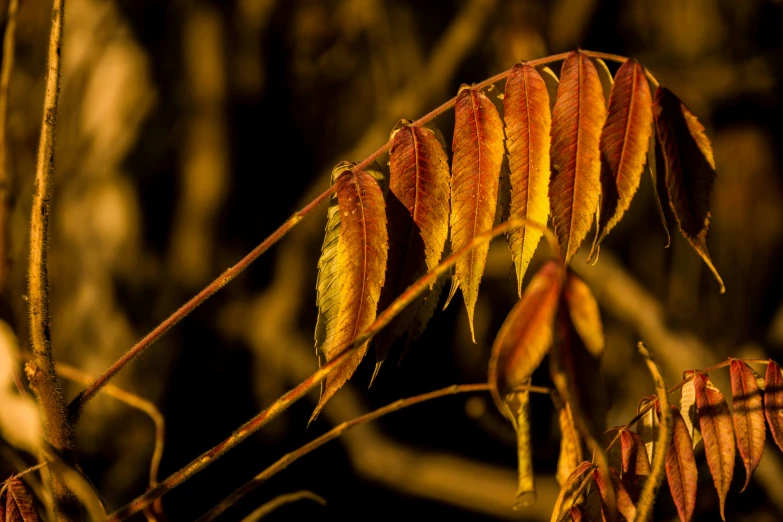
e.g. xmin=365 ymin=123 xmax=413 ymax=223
xmin=636 ymin=396 xmax=658 ymax=465
xmin=504 ymin=63 xmax=551 ymax=295
xmin=554 ymin=392 xmax=583 ymax=487
xmin=512 ymin=385 xmax=536 ymax=508
xmin=764 ymin=360 xmax=783 ymax=453
xmin=654 ymin=87 xmax=724 ymax=293
xmin=446 ymin=87 xmax=504 ymax=340
xmin=311 ymin=169 xmax=388 ymax=422
xmin=590 ymin=60 xmax=653 ymax=259
xmin=665 ymin=405 xmax=698 ymax=522
xmin=4 ymin=477 xmax=39 ymax=522
xmin=730 ymin=360 xmax=765 ymax=492
xmin=694 ymin=373 xmax=734 ymax=520
xmin=680 ymin=370 xmax=702 ymax=449
xmin=551 ymin=461 xmax=593 ymax=522
xmin=549 ymin=50 xmax=607 ymax=264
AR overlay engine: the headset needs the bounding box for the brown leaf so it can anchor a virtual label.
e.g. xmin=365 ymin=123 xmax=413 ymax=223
xmin=5 ymin=477 xmax=39 ymax=522
xmin=664 ymin=405 xmax=698 ymax=522
xmin=504 ymin=64 xmax=551 ymax=295
xmin=311 ymin=169 xmax=388 ymax=421
xmin=554 ymin=393 xmax=583 ymax=487
xmin=374 ymin=122 xmax=450 ymax=369
xmin=730 ymin=360 xmax=765 ymax=492
xmin=654 ymin=87 xmax=724 ymax=293
xmin=549 ymin=50 xmax=607 ymax=264
xmin=488 ymin=260 xmax=562 ymax=415
xmin=445 ymin=86 xmax=504 ymax=340
xmin=764 ymin=360 xmax=783 ymax=453
xmin=593 ymin=468 xmax=636 ymax=522
xmin=511 ymin=385 xmax=536 ymax=507
xmin=551 ymin=461 xmax=594 ymax=522
xmin=590 ymin=60 xmax=653 ymax=259
xmin=694 ymin=373 xmax=735 ymax=520
xmin=619 ymin=430 xmax=650 ymax=501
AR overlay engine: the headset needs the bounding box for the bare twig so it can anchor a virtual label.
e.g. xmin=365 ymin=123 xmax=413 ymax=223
xmin=197 ymin=384 xmax=490 ymax=521
xmin=240 ymin=491 xmax=325 ymax=522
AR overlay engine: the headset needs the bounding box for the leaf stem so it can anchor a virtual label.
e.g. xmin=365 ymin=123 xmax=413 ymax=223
xmin=196 ymin=384 xmax=490 ymax=521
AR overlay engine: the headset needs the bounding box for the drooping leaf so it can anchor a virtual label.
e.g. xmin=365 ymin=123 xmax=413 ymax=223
xmin=694 ymin=373 xmax=735 ymax=520
xmin=654 ymin=87 xmax=724 ymax=293
xmin=619 ymin=430 xmax=651 ymax=502
xmin=445 ymin=86 xmax=504 ymax=340
xmin=503 ymin=63 xmax=551 ymax=295
xmin=648 ymin=127 xmax=672 ymax=247
xmin=511 ymin=384 xmax=536 ymax=507
xmin=636 ymin=396 xmax=659 ymax=464
xmin=729 ymin=359 xmax=765 ymax=492
xmin=593 ymin=467 xmax=636 ymax=522
xmin=554 ymin=392 xmax=583 ymax=486
xmin=5 ymin=477 xmax=39 ymax=522
xmin=488 ymin=260 xmax=562 ymax=414
xmin=551 ymin=461 xmax=594 ymax=522
xmin=549 ymin=50 xmax=607 ymax=264
xmin=680 ymin=370 xmax=702 ymax=449
xmin=764 ymin=360 xmax=783 ymax=453
xmin=311 ymin=169 xmax=388 ymax=421
xmin=664 ymin=405 xmax=698 ymax=522
xmin=590 ymin=60 xmax=653 ymax=259
xmin=374 ymin=122 xmax=450 ymax=370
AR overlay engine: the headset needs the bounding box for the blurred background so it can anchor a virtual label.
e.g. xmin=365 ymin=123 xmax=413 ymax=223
xmin=1 ymin=0 xmax=783 ymax=520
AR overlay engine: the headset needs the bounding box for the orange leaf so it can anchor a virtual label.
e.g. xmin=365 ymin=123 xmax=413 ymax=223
xmin=374 ymin=123 xmax=450 ymax=369
xmin=619 ymin=430 xmax=650 ymax=501
xmin=590 ymin=60 xmax=653 ymax=258
xmin=488 ymin=260 xmax=562 ymax=417
xmin=555 ymin=393 xmax=583 ymax=487
xmin=694 ymin=373 xmax=734 ymax=520
xmin=311 ymin=169 xmax=388 ymax=422
xmin=568 ymin=505 xmax=584 ymax=522
xmin=730 ymin=360 xmax=765 ymax=492
xmin=764 ymin=360 xmax=783 ymax=453
xmin=504 ymin=63 xmax=551 ymax=294
xmin=549 ymin=50 xmax=607 ymax=264
xmin=445 ymin=87 xmax=504 ymax=341
xmin=653 ymin=87 xmax=724 ymax=293
xmin=593 ymin=467 xmax=636 ymax=522
xmin=665 ymin=405 xmax=698 ymax=522
xmin=5 ymin=477 xmax=39 ymax=522
xmin=551 ymin=461 xmax=593 ymax=522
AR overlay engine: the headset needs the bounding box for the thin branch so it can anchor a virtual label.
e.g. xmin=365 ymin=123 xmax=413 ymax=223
xmin=107 ymin=218 xmax=554 ymax=521
xmin=0 ymin=0 xmax=19 ymax=294
xmin=197 ymin=384 xmax=490 ymax=521
xmin=240 ymin=491 xmax=325 ymax=522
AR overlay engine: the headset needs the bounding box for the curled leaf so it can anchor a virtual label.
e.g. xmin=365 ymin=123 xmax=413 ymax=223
xmin=680 ymin=370 xmax=702 ymax=449
xmin=729 ymin=359 xmax=765 ymax=492
xmin=636 ymin=396 xmax=659 ymax=465
xmin=554 ymin=392 xmax=583 ymax=487
xmin=504 ymin=64 xmax=551 ymax=294
xmin=512 ymin=385 xmax=536 ymax=507
xmin=654 ymin=87 xmax=724 ymax=293
xmin=311 ymin=169 xmax=388 ymax=421
xmin=664 ymin=405 xmax=698 ymax=522
xmin=549 ymin=50 xmax=607 ymax=264
xmin=764 ymin=360 xmax=783 ymax=453
xmin=590 ymin=60 xmax=653 ymax=259
xmin=446 ymin=87 xmax=504 ymax=341
xmin=5 ymin=477 xmax=40 ymax=522
xmin=551 ymin=461 xmax=594 ymax=522
xmin=694 ymin=373 xmax=734 ymax=520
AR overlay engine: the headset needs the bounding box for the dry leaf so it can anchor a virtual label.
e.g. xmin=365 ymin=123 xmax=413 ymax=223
xmin=311 ymin=168 xmax=388 ymax=421
xmin=619 ymin=430 xmax=650 ymax=502
xmin=504 ymin=63 xmax=551 ymax=294
xmin=549 ymin=50 xmax=606 ymax=264
xmin=654 ymin=87 xmax=724 ymax=293
xmin=590 ymin=60 xmax=653 ymax=259
xmin=694 ymin=373 xmax=734 ymax=520
xmin=593 ymin=467 xmax=636 ymax=522
xmin=636 ymin=396 xmax=659 ymax=464
xmin=729 ymin=360 xmax=765 ymax=492
xmin=664 ymin=405 xmax=698 ymax=522
xmin=554 ymin=393 xmax=583 ymax=487
xmin=551 ymin=461 xmax=593 ymax=522
xmin=764 ymin=360 xmax=783 ymax=453
xmin=680 ymin=370 xmax=703 ymax=449
xmin=4 ymin=478 xmax=40 ymax=522
xmin=445 ymin=86 xmax=504 ymax=341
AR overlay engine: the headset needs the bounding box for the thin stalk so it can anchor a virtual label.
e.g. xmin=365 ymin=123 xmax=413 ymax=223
xmin=107 ymin=218 xmax=553 ymax=521
xmin=240 ymin=491 xmax=325 ymax=522
xmin=197 ymin=384 xmax=490 ymax=521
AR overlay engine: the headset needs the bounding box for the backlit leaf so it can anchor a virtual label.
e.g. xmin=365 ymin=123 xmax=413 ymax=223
xmin=619 ymin=430 xmax=650 ymax=501
xmin=511 ymin=385 xmax=536 ymax=507
xmin=664 ymin=405 xmax=698 ymax=522
xmin=504 ymin=63 xmax=551 ymax=295
xmin=551 ymin=461 xmax=594 ymax=522
xmin=593 ymin=467 xmax=636 ymax=521
xmin=5 ymin=477 xmax=39 ymax=522
xmin=554 ymin=392 xmax=583 ymax=487
xmin=590 ymin=60 xmax=653 ymax=259
xmin=680 ymin=370 xmax=702 ymax=449
xmin=549 ymin=50 xmax=607 ymax=264
xmin=764 ymin=360 xmax=783 ymax=453
xmin=446 ymin=87 xmax=504 ymax=340
xmin=694 ymin=373 xmax=734 ymax=520
xmin=374 ymin=122 xmax=450 ymax=369
xmin=488 ymin=260 xmax=562 ymax=415
xmin=311 ymin=168 xmax=388 ymax=421
xmin=654 ymin=87 xmax=724 ymax=293
xmin=730 ymin=360 xmax=765 ymax=492
xmin=636 ymin=396 xmax=659 ymax=464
